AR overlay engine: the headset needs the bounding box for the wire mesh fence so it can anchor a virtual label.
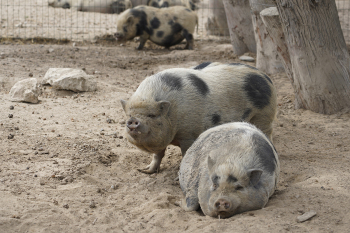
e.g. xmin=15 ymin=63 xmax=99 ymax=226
xmin=0 ymin=1 xmax=349 ymax=45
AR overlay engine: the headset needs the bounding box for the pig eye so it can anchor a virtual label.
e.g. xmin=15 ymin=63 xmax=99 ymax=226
xmin=147 ymin=114 xmax=157 ymax=118
xmin=212 ymin=184 xmax=218 ymax=191
xmin=236 ymin=185 xmax=244 ymax=191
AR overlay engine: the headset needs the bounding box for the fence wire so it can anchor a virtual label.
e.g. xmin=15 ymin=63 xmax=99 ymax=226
xmin=0 ymin=1 xmax=349 ymax=45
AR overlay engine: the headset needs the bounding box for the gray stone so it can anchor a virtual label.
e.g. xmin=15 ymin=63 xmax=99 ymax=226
xmin=9 ymin=78 xmax=39 ymax=103
xmin=42 ymin=68 xmax=97 ymax=92
xmin=239 ymin=55 xmax=255 ymax=62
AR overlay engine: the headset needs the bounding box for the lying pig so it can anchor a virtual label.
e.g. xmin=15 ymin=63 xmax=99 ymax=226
xmin=147 ymin=0 xmax=197 ymax=10
xmin=48 ymin=0 xmax=80 ymax=9
xmin=114 ymin=5 xmax=198 ymax=50
xmin=120 ymin=62 xmax=277 ymax=174
xmin=179 ymin=122 xmax=280 ymax=218
xmin=48 ymin=0 xmax=119 ymax=13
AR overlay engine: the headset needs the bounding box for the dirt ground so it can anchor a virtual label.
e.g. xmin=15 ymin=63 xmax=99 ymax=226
xmin=0 ymin=38 xmax=349 ymax=233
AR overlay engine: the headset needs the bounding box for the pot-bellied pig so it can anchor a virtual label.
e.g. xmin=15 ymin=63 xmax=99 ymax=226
xmin=120 ymin=62 xmax=277 ymax=174
xmin=147 ymin=0 xmax=197 ymax=10
xmin=114 ymin=5 xmax=198 ymax=50
xmin=179 ymin=122 xmax=280 ymax=218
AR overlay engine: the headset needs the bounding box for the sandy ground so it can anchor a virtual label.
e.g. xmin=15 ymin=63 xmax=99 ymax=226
xmin=0 ymin=1 xmax=350 ymax=233
xmin=0 ymin=38 xmax=349 ymax=233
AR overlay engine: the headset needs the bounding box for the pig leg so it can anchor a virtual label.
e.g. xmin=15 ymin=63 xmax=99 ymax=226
xmin=182 ymin=29 xmax=194 ymax=50
xmin=179 ymin=139 xmax=195 ymax=157
xmin=136 ymin=34 xmax=149 ymax=50
xmin=137 ymin=149 xmax=165 ymax=174
xmin=180 ymin=194 xmax=199 ymax=211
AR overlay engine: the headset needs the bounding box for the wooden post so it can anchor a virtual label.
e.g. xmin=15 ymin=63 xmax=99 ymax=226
xmin=275 ymin=0 xmax=350 ymax=114
xmin=222 ymin=0 xmax=256 ymax=55
xmin=205 ymin=0 xmax=230 ymax=36
xmin=249 ymin=0 xmax=284 ymax=74
xmin=260 ymin=7 xmax=293 ymax=81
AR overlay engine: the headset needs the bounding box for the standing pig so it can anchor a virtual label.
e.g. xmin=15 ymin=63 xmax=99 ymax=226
xmin=114 ymin=5 xmax=198 ymax=50
xmin=179 ymin=122 xmax=280 ymax=218
xmin=120 ymin=62 xmax=277 ymax=174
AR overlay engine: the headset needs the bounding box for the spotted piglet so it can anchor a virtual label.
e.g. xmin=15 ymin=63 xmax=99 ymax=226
xmin=114 ymin=5 xmax=198 ymax=50
xmin=120 ymin=62 xmax=277 ymax=174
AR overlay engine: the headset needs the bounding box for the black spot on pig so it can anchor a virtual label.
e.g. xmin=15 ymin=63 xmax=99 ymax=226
xmin=263 ymin=74 xmax=273 ymax=84
xmin=162 ymin=22 xmax=185 ymax=47
xmin=187 ymin=74 xmax=209 ymax=96
xmin=189 ymin=1 xmax=196 ymax=10
xmin=251 ymin=134 xmax=276 ymax=174
xmin=157 ymin=31 xmax=164 ymax=37
xmin=182 ymin=29 xmax=193 ymax=41
xmin=130 ymin=10 xmax=152 ymax=36
xmin=227 ymin=175 xmax=237 ymax=183
xmin=160 ymin=73 xmax=183 ymax=91
xmin=151 ymin=17 xmax=160 ymax=29
xmin=241 ymin=108 xmax=252 ymax=121
xmin=161 ymin=2 xmax=169 ymax=7
xmin=112 ymin=1 xmax=126 ymax=14
xmin=244 ymin=74 xmax=271 ymax=109
xmin=62 ymin=3 xmax=70 ymax=8
xmin=211 ymin=114 xmax=221 ymax=125
xmin=193 ymin=62 xmax=212 ymax=70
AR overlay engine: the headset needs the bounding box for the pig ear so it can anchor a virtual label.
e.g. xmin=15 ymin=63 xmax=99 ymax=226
xmin=247 ymin=169 xmax=263 ymax=186
xmin=126 ymin=15 xmax=134 ymax=24
xmin=120 ymin=99 xmax=127 ymax=112
xmin=158 ymin=101 xmax=170 ymax=115
xmin=207 ymin=156 xmax=215 ymax=171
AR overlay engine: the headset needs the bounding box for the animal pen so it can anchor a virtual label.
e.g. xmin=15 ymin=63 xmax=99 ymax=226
xmin=0 ymin=0 xmax=350 ymax=45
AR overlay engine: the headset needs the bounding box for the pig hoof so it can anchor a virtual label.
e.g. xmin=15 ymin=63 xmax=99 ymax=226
xmin=137 ymin=166 xmax=159 ymax=174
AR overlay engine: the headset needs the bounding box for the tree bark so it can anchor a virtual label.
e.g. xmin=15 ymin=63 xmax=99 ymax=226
xmin=276 ymin=0 xmax=350 ymax=114
xmin=205 ymin=0 xmax=230 ymax=36
xmin=222 ymin=0 xmax=256 ymax=55
xmin=260 ymin=7 xmax=293 ymax=80
xmin=249 ymin=0 xmax=284 ymax=74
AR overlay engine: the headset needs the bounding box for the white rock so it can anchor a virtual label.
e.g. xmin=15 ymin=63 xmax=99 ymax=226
xmin=9 ymin=78 xmax=39 ymax=103
xmin=297 ymin=210 xmax=317 ymax=223
xmin=42 ymin=68 xmax=97 ymax=92
xmin=239 ymin=55 xmax=255 ymax=62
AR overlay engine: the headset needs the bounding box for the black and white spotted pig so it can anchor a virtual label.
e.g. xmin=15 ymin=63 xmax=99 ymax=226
xmin=114 ymin=5 xmax=198 ymax=50
xmin=112 ymin=0 xmax=133 ymax=14
xmin=120 ymin=62 xmax=277 ymax=174
xmin=179 ymin=122 xmax=280 ymax=218
xmin=147 ymin=0 xmax=197 ymax=10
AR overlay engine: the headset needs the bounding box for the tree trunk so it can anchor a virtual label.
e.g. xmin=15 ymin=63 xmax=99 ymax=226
xmin=276 ymin=0 xmax=350 ymax=114
xmin=249 ymin=0 xmax=284 ymax=74
xmin=205 ymin=0 xmax=230 ymax=36
xmin=222 ymin=0 xmax=256 ymax=55
xmin=260 ymin=7 xmax=293 ymax=81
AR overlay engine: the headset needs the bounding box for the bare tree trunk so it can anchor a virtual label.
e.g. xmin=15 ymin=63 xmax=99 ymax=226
xmin=260 ymin=7 xmax=293 ymax=80
xmin=222 ymin=0 xmax=256 ymax=55
xmin=249 ymin=0 xmax=284 ymax=74
xmin=205 ymin=0 xmax=229 ymax=36
xmin=275 ymin=0 xmax=350 ymax=114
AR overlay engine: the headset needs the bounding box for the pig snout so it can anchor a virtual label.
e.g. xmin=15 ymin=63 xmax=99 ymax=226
xmin=215 ymin=198 xmax=231 ymax=212
xmin=127 ymin=117 xmax=140 ymax=130
xmin=114 ymin=32 xmax=123 ymax=40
